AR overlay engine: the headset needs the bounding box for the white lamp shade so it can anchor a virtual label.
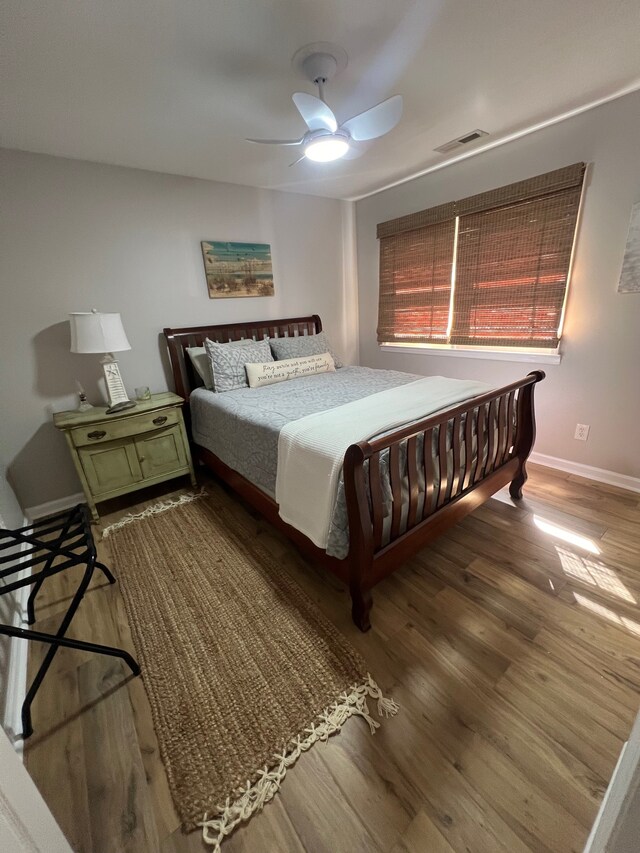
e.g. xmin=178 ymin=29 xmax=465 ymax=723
xmin=70 ymin=311 xmax=131 ymax=354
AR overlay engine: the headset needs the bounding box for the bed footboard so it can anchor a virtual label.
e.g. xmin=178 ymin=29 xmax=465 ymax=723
xmin=343 ymin=371 xmax=545 ymax=631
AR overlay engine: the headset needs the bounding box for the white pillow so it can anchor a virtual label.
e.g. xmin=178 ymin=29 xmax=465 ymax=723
xmin=245 ymin=352 xmax=335 ymax=388
xmin=187 ymin=339 xmax=257 ymax=390
xmin=186 ymin=347 xmax=213 ymax=389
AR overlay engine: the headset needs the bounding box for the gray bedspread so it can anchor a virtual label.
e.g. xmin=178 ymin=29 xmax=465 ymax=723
xmin=191 ymin=366 xmax=421 ymax=558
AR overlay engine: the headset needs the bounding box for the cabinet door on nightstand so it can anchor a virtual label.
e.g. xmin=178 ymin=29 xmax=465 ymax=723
xmin=78 ymin=440 xmax=143 ymax=496
xmin=134 ymin=427 xmax=187 ymax=480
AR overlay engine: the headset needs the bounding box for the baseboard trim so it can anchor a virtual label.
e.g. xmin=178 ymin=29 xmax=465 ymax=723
xmin=25 ymin=492 xmax=84 ymax=521
xmin=4 ymin=604 xmax=29 ymax=754
xmin=529 ymin=452 xmax=640 ymax=494
xmin=2 ymin=517 xmax=31 ymax=755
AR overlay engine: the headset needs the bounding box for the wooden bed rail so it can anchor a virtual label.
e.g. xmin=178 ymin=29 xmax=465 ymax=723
xmin=343 ymin=371 xmax=545 ymax=629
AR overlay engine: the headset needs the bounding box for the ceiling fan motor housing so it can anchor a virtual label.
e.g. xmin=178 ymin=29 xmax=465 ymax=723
xmin=302 ymin=52 xmax=338 ymax=85
xmin=305 ymin=128 xmax=350 ymax=143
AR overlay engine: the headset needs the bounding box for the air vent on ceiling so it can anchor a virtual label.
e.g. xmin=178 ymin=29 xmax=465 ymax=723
xmin=434 ymin=129 xmax=489 ymax=154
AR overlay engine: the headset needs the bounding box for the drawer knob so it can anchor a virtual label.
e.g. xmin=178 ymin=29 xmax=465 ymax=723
xmin=87 ymin=430 xmax=107 ymax=440
xmin=152 ymin=416 xmax=168 ymax=426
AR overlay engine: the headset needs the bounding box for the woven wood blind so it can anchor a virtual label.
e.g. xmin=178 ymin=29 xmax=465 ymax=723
xmin=455 ymin=162 xmax=585 ymax=217
xmin=378 ymin=219 xmax=456 ymax=343
xmin=377 ymin=201 xmax=456 ymax=239
xmin=450 ymin=185 xmax=583 ymax=347
xmin=377 ymin=162 xmax=585 ymax=349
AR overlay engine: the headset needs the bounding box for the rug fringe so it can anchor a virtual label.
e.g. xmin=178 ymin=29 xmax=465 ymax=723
xmin=101 ymin=488 xmax=207 ymax=538
xmin=199 ymin=674 xmax=398 ymax=851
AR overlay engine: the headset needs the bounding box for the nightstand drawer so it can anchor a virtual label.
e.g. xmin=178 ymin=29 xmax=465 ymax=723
xmin=70 ymin=408 xmax=180 ymax=447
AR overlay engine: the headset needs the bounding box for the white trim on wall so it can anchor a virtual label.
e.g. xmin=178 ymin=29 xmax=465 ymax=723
xmin=24 ymin=493 xmax=84 ymax=522
xmin=584 ymin=710 xmax=640 ymax=852
xmin=529 ymin=452 xmax=640 ymax=494
xmin=380 ymin=343 xmax=562 ymax=365
xmin=11 ymin=484 xmax=85 ymax=749
xmin=349 ymin=79 xmax=640 ymax=202
xmin=341 ymin=200 xmax=360 ymax=366
xmin=0 ymin=725 xmax=72 ymax=852
xmin=4 ymin=605 xmax=29 ymax=750
xmin=2 ymin=516 xmax=31 ymax=753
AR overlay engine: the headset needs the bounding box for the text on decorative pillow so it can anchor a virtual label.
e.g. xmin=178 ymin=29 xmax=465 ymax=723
xmin=245 ymin=353 xmax=335 ymax=388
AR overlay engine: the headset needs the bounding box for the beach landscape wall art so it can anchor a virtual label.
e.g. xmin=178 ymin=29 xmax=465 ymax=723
xmin=201 ymin=241 xmax=274 ymax=298
xmin=618 ymin=201 xmax=640 ymax=293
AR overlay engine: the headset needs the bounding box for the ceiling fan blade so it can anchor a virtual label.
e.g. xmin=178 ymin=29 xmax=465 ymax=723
xmin=341 ymin=95 xmax=403 ymax=141
xmin=292 ymin=92 xmax=337 ymax=132
xmin=246 ymin=137 xmax=304 ymax=146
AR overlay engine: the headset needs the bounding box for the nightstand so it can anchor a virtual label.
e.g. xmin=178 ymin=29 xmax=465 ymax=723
xmin=54 ymin=392 xmax=196 ymax=521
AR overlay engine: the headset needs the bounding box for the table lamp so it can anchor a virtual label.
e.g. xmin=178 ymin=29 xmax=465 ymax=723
xmin=70 ymin=310 xmax=136 ymax=414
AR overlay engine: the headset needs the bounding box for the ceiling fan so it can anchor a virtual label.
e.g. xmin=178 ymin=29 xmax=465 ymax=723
xmin=247 ymin=43 xmax=403 ymax=165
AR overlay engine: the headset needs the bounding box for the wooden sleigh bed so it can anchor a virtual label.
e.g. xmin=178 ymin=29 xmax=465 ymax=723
xmin=164 ymin=315 xmax=544 ymax=631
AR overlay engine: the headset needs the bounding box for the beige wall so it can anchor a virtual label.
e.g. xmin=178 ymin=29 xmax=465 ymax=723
xmin=0 ymin=149 xmax=355 ymax=508
xmin=355 ymin=91 xmax=640 ymax=479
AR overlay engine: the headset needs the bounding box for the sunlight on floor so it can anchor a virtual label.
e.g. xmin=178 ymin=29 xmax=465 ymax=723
xmin=533 ymin=515 xmax=600 ymax=554
xmin=556 ymin=546 xmax=636 ymax=603
xmin=574 ymin=592 xmax=640 ymax=636
xmin=491 ymin=488 xmax=516 ymax=507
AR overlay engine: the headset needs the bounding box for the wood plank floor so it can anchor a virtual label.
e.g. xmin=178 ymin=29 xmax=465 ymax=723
xmin=23 ymin=463 xmax=640 ymax=852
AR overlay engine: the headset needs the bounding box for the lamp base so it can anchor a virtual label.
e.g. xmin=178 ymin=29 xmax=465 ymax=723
xmin=105 ymin=400 xmax=137 ymax=415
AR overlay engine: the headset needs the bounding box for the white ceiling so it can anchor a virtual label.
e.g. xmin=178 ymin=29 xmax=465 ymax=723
xmin=2 ymin=0 xmax=640 ymax=200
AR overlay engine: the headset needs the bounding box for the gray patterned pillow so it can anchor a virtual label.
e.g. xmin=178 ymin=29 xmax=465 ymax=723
xmin=205 ymin=338 xmax=273 ymax=392
xmin=269 ymin=331 xmax=343 ymax=368
xmin=191 ymin=339 xmax=256 ymax=390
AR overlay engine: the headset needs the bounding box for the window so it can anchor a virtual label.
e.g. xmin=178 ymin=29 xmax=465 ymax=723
xmin=377 ymin=163 xmax=585 ymax=351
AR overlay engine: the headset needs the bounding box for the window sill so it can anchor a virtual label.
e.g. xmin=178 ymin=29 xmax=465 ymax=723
xmin=379 ymin=342 xmax=562 ymax=365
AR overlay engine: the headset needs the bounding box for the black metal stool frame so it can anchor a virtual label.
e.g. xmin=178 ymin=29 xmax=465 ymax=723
xmin=0 ymin=504 xmax=140 ymax=737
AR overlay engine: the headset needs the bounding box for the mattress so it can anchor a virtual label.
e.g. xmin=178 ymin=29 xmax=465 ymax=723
xmin=191 ymin=365 xmax=495 ymax=559
xmin=190 ymin=366 xmax=421 ymax=557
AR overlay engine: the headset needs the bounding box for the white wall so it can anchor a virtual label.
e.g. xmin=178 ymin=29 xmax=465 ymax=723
xmin=0 ymin=149 xmax=356 ymax=508
xmin=355 ymin=90 xmax=640 ymax=479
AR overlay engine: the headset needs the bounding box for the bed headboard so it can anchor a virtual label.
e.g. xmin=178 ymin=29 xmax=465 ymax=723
xmin=163 ymin=314 xmax=322 ymax=401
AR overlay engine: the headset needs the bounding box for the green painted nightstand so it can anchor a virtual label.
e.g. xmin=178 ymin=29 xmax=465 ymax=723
xmin=54 ymin=391 xmax=197 ymax=521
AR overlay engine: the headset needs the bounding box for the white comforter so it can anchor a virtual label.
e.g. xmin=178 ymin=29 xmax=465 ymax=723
xmin=275 ymin=376 xmax=491 ymax=549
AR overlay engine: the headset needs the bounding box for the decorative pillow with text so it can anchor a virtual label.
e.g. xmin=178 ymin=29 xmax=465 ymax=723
xmin=245 ymin=352 xmax=335 ymax=388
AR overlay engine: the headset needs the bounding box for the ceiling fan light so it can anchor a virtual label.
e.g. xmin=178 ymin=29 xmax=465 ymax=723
xmin=304 ymin=136 xmax=349 ymax=162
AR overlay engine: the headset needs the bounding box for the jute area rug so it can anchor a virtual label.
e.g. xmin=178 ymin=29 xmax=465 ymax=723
xmin=103 ymin=490 xmax=397 ymax=851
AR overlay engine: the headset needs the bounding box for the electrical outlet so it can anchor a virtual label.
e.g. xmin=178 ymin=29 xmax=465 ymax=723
xmin=574 ymin=423 xmax=590 ymax=441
